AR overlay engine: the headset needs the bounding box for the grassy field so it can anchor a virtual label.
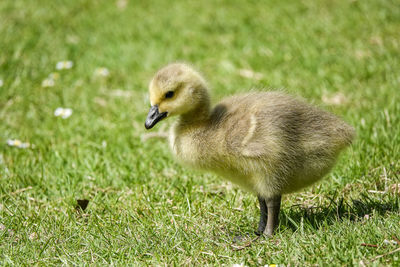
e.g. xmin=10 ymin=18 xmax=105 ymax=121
xmin=1 ymin=0 xmax=400 ymax=265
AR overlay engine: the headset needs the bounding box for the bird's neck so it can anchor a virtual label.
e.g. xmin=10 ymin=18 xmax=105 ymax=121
xmin=178 ymin=98 xmax=211 ymax=127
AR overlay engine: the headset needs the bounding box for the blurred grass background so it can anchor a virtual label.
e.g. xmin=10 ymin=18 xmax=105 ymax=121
xmin=0 ymin=0 xmax=399 ymax=265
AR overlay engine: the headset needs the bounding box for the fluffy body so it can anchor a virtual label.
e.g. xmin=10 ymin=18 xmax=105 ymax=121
xmin=149 ymin=63 xmax=355 ymax=199
xmin=169 ymin=92 xmax=354 ymax=198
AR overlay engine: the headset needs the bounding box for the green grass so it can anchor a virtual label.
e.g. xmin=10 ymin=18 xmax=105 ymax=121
xmin=1 ymin=0 xmax=400 ymax=265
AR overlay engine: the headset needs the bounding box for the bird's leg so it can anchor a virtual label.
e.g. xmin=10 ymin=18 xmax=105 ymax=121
xmin=256 ymin=195 xmax=268 ymax=235
xmin=264 ymin=195 xmax=282 ymax=236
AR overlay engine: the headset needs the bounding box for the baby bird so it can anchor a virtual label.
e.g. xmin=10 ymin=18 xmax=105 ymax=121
xmin=145 ymin=63 xmax=355 ymax=236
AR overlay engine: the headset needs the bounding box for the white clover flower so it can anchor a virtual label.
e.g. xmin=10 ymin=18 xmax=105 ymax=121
xmin=41 ymin=78 xmax=55 ymax=87
xmin=54 ymin=107 xmax=73 ymax=119
xmin=0 ymin=79 xmax=3 ymax=87
xmin=7 ymin=139 xmax=21 ymax=147
xmin=41 ymin=72 xmax=60 ymax=87
xmin=94 ymin=67 xmax=110 ymax=77
xmin=6 ymin=139 xmax=30 ymax=148
xmin=56 ymin=61 xmax=73 ymax=70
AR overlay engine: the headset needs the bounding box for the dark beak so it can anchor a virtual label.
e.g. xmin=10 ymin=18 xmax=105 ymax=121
xmin=145 ymin=105 xmax=168 ymax=129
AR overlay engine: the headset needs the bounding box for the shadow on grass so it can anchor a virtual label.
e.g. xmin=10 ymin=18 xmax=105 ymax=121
xmin=281 ymin=193 xmax=400 ymax=231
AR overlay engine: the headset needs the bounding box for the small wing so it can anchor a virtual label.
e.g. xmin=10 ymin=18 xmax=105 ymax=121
xmin=225 ymin=111 xmax=283 ymax=159
xmin=212 ymin=93 xmax=285 ymax=160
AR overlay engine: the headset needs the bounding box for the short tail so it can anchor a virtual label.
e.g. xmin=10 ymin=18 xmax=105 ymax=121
xmin=337 ymin=122 xmax=356 ymax=148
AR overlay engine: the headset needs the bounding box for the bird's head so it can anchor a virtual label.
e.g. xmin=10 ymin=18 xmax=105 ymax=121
xmin=145 ymin=63 xmax=209 ymax=129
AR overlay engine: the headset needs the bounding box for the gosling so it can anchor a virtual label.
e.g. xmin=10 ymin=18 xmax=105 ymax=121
xmin=145 ymin=63 xmax=355 ymax=236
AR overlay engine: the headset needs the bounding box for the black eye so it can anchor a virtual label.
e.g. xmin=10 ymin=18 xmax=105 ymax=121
xmin=165 ymin=91 xmax=174 ymax=99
